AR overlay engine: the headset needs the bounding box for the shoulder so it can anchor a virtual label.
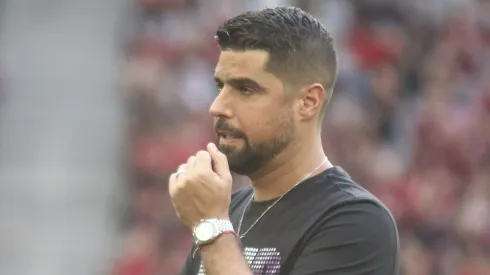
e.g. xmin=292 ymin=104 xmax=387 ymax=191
xmin=289 ymin=200 xmax=400 ymax=275
xmin=293 ymin=167 xmax=400 ymax=274
xmin=320 ymin=200 xmax=398 ymax=240
xmin=299 ymin=167 xmax=386 ymax=212
xmin=316 ymin=167 xmax=398 ymax=242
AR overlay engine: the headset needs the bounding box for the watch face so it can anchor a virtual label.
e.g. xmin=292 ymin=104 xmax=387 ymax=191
xmin=195 ymin=221 xmax=216 ymax=242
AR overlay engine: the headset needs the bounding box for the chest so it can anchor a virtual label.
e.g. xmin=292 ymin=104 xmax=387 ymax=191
xmin=206 ymin=201 xmax=316 ymax=274
xmin=194 ymin=188 xmax=332 ymax=275
xmin=196 ymin=231 xmax=303 ymax=275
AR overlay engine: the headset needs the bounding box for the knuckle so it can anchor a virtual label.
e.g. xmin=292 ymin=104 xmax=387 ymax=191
xmin=175 ymin=183 xmax=185 ymax=192
xmin=196 ymin=150 xmax=210 ymax=157
xmin=174 ymin=183 xmax=187 ymax=195
xmin=179 ymin=175 xmax=190 ymax=185
xmin=194 ymin=168 xmax=210 ymax=177
xmin=216 ymin=152 xmax=227 ymax=161
xmin=194 ymin=172 xmax=206 ymax=180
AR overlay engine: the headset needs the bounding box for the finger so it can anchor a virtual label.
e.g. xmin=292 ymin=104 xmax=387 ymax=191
xmin=169 ymin=171 xmax=187 ymax=197
xmin=175 ymin=171 xmax=186 ymax=180
xmin=177 ymin=163 xmax=187 ymax=173
xmin=187 ymin=156 xmax=196 ymax=169
xmin=194 ymin=150 xmax=212 ymax=170
xmin=168 ymin=173 xmax=178 ymax=197
xmin=207 ymin=143 xmax=231 ymax=179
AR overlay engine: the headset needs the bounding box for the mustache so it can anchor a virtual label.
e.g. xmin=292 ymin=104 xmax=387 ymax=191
xmin=215 ymin=119 xmax=245 ymax=138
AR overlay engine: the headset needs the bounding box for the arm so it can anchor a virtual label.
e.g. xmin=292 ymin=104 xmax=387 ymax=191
xmin=170 ymin=144 xmax=245 ymax=274
xmin=200 ymin=234 xmax=252 ymax=275
xmin=289 ymin=201 xmax=399 ymax=275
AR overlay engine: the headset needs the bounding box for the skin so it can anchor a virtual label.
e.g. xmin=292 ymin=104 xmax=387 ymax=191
xmin=169 ymin=50 xmax=333 ymax=275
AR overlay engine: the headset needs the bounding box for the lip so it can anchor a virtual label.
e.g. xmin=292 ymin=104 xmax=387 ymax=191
xmin=216 ymin=130 xmax=241 ymax=139
xmin=218 ymin=135 xmax=243 ymax=145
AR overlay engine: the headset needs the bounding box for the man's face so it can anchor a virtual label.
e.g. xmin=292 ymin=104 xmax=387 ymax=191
xmin=210 ymin=50 xmax=296 ymax=175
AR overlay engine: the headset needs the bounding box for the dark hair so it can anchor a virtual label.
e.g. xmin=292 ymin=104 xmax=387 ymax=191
xmin=215 ymin=6 xmax=338 ymax=108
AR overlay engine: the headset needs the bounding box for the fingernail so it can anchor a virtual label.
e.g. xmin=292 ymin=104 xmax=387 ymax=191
xmin=208 ymin=142 xmax=217 ymax=151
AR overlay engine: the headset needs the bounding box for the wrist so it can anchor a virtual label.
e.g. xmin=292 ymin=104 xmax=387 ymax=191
xmin=192 ymin=218 xmax=237 ymax=258
xmin=191 ymin=214 xmax=230 ymax=229
xmin=200 ymin=233 xmax=239 ymax=253
xmin=193 ymin=219 xmax=235 ymax=245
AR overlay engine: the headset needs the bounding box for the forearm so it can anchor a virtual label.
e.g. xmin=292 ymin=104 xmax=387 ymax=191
xmin=200 ymin=234 xmax=252 ymax=275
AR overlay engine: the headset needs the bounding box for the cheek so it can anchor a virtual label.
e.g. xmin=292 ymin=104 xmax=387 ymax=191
xmin=243 ymin=118 xmax=271 ymax=141
xmin=236 ymin=110 xmax=275 ymax=140
xmin=233 ymin=95 xmax=294 ymax=140
xmin=239 ymin=110 xmax=294 ymax=142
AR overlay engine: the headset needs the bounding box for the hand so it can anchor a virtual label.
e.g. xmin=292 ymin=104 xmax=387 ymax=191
xmin=169 ymin=143 xmax=233 ymax=229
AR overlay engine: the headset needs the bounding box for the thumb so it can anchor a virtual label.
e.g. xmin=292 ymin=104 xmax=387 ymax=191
xmin=207 ymin=143 xmax=232 ymax=180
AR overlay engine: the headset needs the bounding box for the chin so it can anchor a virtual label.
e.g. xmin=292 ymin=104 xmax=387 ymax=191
xmin=228 ymin=161 xmax=261 ymax=176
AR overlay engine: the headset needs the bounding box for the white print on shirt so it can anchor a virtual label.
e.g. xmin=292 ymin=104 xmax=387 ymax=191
xmin=198 ymin=246 xmax=282 ymax=275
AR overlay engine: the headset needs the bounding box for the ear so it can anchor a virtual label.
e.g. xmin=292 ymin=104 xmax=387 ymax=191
xmin=297 ymin=83 xmax=326 ymax=120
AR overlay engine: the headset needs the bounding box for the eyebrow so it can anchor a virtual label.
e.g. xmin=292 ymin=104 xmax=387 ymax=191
xmin=214 ymin=76 xmax=265 ymax=91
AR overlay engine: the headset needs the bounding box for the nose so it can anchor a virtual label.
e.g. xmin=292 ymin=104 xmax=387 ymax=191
xmin=209 ymin=90 xmax=233 ymax=119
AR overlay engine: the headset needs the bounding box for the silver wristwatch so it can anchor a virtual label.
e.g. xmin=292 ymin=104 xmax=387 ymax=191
xmin=193 ymin=219 xmax=235 ymax=246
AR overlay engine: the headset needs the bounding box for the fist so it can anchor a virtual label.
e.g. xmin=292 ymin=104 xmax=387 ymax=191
xmin=168 ymin=143 xmax=233 ymax=229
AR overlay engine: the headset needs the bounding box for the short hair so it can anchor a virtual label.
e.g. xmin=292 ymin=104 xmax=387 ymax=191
xmin=215 ymin=6 xmax=338 ymax=112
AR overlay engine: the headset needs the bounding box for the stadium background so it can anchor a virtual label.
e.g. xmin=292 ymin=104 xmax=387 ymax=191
xmin=0 ymin=0 xmax=489 ymax=275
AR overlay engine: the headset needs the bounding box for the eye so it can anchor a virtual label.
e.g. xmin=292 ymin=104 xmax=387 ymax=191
xmin=215 ymin=83 xmax=223 ymax=93
xmin=237 ymin=85 xmax=255 ymax=95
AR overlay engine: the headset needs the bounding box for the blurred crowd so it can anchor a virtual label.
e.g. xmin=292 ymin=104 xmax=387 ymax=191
xmin=113 ymin=0 xmax=490 ymax=274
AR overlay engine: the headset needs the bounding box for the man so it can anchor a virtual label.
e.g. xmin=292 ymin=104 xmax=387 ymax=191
xmin=169 ymin=6 xmax=399 ymax=275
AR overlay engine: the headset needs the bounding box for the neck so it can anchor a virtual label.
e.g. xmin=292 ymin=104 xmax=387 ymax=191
xmin=248 ymin=133 xmax=332 ymax=202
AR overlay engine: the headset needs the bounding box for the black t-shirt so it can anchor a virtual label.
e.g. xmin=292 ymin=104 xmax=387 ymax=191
xmin=180 ymin=167 xmax=400 ymax=275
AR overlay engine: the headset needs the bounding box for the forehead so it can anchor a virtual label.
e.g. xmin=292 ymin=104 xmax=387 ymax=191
xmin=215 ymin=50 xmax=279 ymax=84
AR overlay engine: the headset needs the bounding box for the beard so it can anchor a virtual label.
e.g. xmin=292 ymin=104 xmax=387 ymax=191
xmin=215 ymin=110 xmax=295 ymax=175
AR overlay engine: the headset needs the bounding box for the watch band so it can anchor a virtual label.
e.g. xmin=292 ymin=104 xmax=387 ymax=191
xmin=212 ymin=219 xmax=235 ymax=234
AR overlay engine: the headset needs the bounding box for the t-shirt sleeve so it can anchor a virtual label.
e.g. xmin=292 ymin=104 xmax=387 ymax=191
xmin=289 ymin=201 xmax=399 ymax=275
